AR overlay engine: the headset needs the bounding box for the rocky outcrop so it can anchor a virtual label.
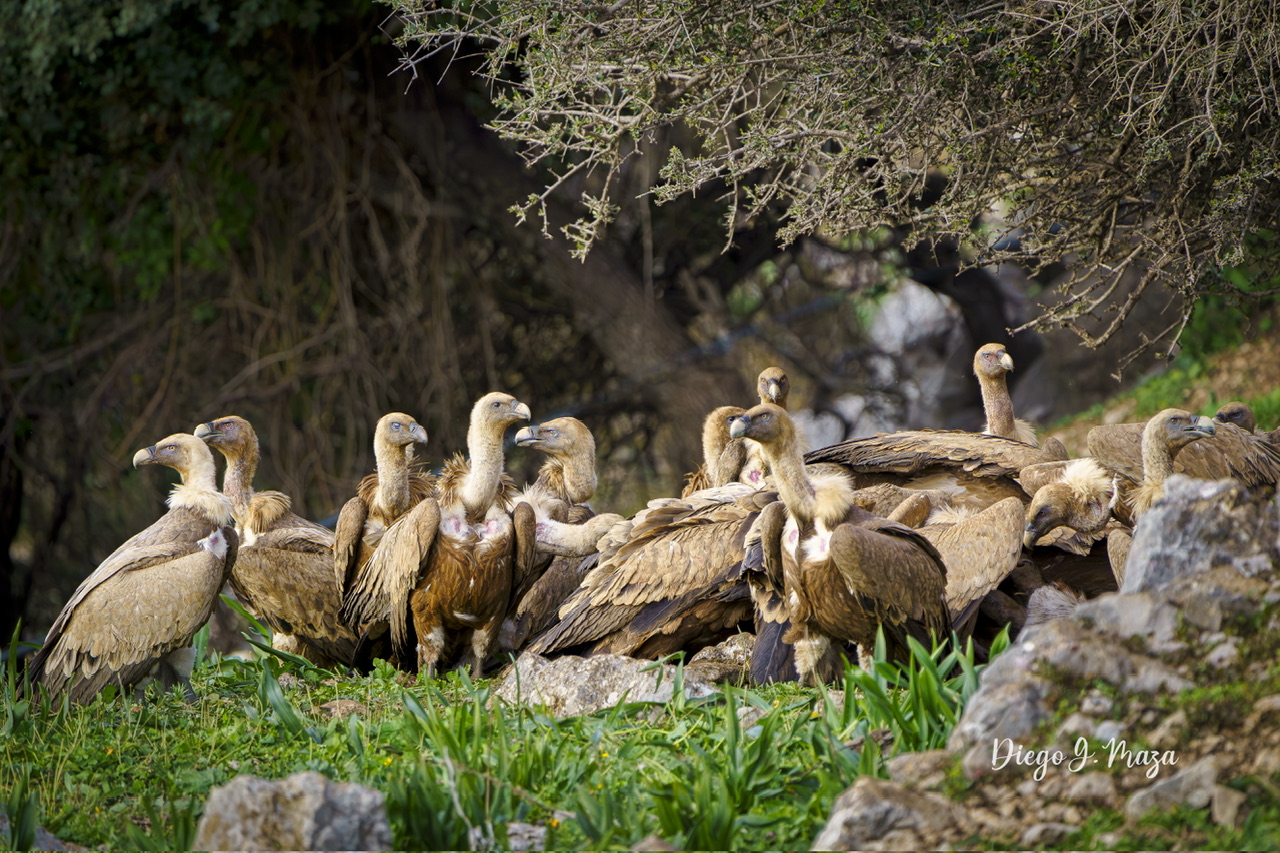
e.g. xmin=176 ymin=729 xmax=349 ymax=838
xmin=813 ymin=477 xmax=1280 ymax=848
xmin=493 ymin=653 xmax=720 ymax=718
xmin=193 ymin=771 xmax=392 ymax=851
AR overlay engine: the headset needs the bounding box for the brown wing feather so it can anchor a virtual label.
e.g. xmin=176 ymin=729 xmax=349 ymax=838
xmin=1089 ymin=421 xmax=1280 ymax=486
xmin=341 ymin=498 xmax=441 ymax=652
xmin=28 ymin=508 xmax=233 ymax=703
xmin=918 ymin=497 xmax=1024 ymax=614
xmin=334 ymin=496 xmax=370 ymax=590
xmin=527 ymin=493 xmax=765 ymax=655
xmin=806 ymin=430 xmax=1057 ymax=477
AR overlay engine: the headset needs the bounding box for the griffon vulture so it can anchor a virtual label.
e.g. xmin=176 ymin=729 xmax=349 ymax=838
xmin=501 ymin=417 xmax=604 ymax=652
xmin=342 ymin=392 xmax=533 ymax=676
xmin=732 ymin=404 xmax=949 ymax=684
xmin=333 ymin=412 xmax=432 ymax=592
xmin=1021 ymin=458 xmax=1118 ymax=552
xmin=24 ymin=435 xmax=238 ymax=704
xmin=1215 ymin=401 xmax=1280 ymax=446
xmin=195 ymin=415 xmax=356 ymax=668
xmin=526 ymin=483 xmax=767 ymax=660
xmin=681 ymin=367 xmax=794 ymax=496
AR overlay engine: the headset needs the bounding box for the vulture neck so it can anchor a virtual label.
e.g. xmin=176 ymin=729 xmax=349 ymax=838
xmin=980 ymin=372 xmax=1016 ymax=439
xmin=220 ymin=440 xmax=259 ymax=518
xmin=1140 ymin=430 xmax=1176 ymax=488
xmin=169 ymin=455 xmax=234 ymax=526
xmin=373 ymin=436 xmax=414 ymax=518
xmin=461 ymin=422 xmax=506 ymax=515
xmin=764 ymin=439 xmax=818 ymax=526
xmin=544 ymin=456 xmax=596 ymax=505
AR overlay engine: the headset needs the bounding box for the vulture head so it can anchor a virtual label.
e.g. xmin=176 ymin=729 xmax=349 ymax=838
xmin=132 ymin=433 xmax=219 ymax=490
xmin=973 ymin=343 xmax=1014 ymax=381
xmin=514 ymin=416 xmax=594 ymax=459
xmin=1022 ymin=458 xmax=1115 ymax=549
xmin=1214 ymin=401 xmax=1256 ymax=434
xmin=757 ymin=367 xmax=791 ymax=408
xmin=375 ymin=412 xmax=429 ymax=449
xmin=1144 ymin=408 xmax=1216 ymax=458
xmin=473 ymin=392 xmax=532 ymax=436
xmin=729 ymin=403 xmax=796 ymax=450
xmin=194 ymin=415 xmax=256 ymax=454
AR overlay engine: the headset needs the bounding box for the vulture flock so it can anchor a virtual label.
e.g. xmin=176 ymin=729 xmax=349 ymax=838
xmin=22 ymin=344 xmax=1280 ymax=702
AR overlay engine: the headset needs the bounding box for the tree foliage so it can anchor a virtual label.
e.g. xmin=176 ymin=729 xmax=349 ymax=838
xmin=391 ymin=0 xmax=1280 ymax=349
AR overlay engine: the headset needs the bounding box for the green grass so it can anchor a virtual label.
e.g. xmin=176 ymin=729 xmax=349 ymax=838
xmin=0 ymin=620 xmax=996 ymax=851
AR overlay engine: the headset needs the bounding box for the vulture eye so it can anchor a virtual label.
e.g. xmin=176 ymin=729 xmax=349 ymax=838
xmin=162 ymin=444 xmax=177 ymax=453
xmin=492 ymin=401 xmax=502 ymax=409
xmin=392 ymin=422 xmax=401 ymax=431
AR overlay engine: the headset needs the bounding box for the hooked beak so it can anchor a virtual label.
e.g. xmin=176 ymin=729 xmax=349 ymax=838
xmin=514 ymin=402 xmax=532 ymax=422
xmin=514 ymin=425 xmax=539 ymax=447
xmin=1022 ymin=526 xmax=1041 ymax=550
xmin=1190 ymin=416 xmax=1216 ymax=438
xmin=410 ymin=422 xmax=429 ymax=445
xmin=133 ymin=446 xmax=158 ymax=468
xmin=193 ymin=422 xmax=220 ymax=441
xmin=729 ymin=415 xmax=749 ymax=440
xmin=998 ymin=351 xmax=1015 ymax=372
xmin=767 ymin=381 xmax=782 ymax=402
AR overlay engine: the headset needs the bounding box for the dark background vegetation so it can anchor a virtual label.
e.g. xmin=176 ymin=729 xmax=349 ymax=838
xmin=2 ymin=0 xmax=1276 ymax=640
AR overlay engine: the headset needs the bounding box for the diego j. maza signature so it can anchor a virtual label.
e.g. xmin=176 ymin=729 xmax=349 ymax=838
xmin=991 ymin=737 xmax=1178 ymax=781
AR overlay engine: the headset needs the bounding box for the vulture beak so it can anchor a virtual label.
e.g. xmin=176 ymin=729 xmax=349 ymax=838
xmin=410 ymin=422 xmax=429 ymax=445
xmin=1022 ymin=525 xmax=1042 ymax=550
xmin=513 ymin=425 xmax=538 ymax=447
xmin=767 ymin=381 xmax=782 ymax=403
xmin=514 ymin=402 xmax=532 ymax=422
xmin=729 ymin=415 xmax=750 ymax=440
xmin=132 ymin=445 xmax=158 ymax=468
xmin=998 ymin=351 xmax=1014 ymax=372
xmin=193 ymin=422 xmax=220 ymax=441
xmin=1190 ymin=416 xmax=1216 ymax=438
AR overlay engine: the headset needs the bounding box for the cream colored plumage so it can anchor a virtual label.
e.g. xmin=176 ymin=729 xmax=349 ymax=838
xmin=24 ymin=435 xmax=237 ymax=704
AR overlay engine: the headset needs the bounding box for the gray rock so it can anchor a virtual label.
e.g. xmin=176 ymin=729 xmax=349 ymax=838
xmin=685 ymin=633 xmax=754 ymax=684
xmin=1126 ymin=756 xmax=1219 ymax=822
xmin=0 ymin=814 xmax=84 ymax=851
xmin=1211 ymin=784 xmax=1247 ymax=828
xmin=193 ymin=771 xmax=391 ymax=851
xmin=886 ymin=749 xmax=953 ymax=789
xmin=494 ymin=653 xmax=719 ymax=718
xmin=1123 ymin=477 xmax=1279 ymax=593
xmin=1064 ymin=772 xmax=1117 ymax=803
xmin=810 ymin=777 xmax=967 ymax=851
xmin=1019 ymin=822 xmax=1077 ymax=847
xmin=506 ymin=821 xmax=547 ymax=851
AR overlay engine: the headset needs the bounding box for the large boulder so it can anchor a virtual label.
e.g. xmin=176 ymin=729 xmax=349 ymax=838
xmin=193 ymin=771 xmax=391 ymax=852
xmin=810 ymin=777 xmax=970 ymax=851
xmin=493 ymin=652 xmax=720 ymax=718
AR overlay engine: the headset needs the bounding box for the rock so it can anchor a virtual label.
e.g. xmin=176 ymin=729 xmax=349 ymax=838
xmin=1147 ymin=710 xmax=1187 ymax=749
xmin=1019 ymin=822 xmax=1076 ymax=847
xmin=630 ymin=834 xmax=677 ymax=851
xmin=312 ymin=699 xmax=368 ymax=720
xmin=1080 ymin=689 xmax=1114 ymax=717
xmin=193 ymin=771 xmax=391 ymax=851
xmin=685 ymin=634 xmax=754 ymax=684
xmin=506 ymin=821 xmax=547 ymax=851
xmin=1122 ymin=477 xmax=1279 ymax=593
xmin=1064 ymin=772 xmax=1117 ymax=803
xmin=1125 ymin=756 xmax=1218 ymax=822
xmin=1166 ymin=567 xmax=1268 ymax=629
xmin=1204 ymin=637 xmax=1239 ymax=668
xmin=811 ymin=777 xmax=968 ymax=851
xmin=493 ymin=653 xmax=719 ymax=718
xmin=0 ymin=815 xmax=85 ymax=851
xmin=1211 ymin=784 xmax=1247 ymax=828
xmin=886 ymin=749 xmax=953 ymax=790
xmin=1072 ymin=592 xmax=1179 ymax=650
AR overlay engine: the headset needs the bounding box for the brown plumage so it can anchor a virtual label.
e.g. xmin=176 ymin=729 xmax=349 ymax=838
xmin=734 ymin=404 xmax=949 ymax=684
xmin=757 ymin=366 xmax=791 ymax=409
xmin=1215 ymin=401 xmax=1280 ymax=445
xmin=24 ymin=435 xmax=238 ymax=704
xmin=526 ymin=484 xmax=767 ymax=659
xmin=804 ymin=429 xmax=1058 ymax=512
xmin=195 ymin=415 xmax=356 ymax=668
xmin=502 ymin=417 xmax=603 ymax=652
xmin=1021 ymin=458 xmax=1117 ymax=552
xmin=682 ymin=406 xmax=749 ymax=497
xmin=344 ymin=392 xmax=532 ymax=676
xmin=333 ymin=413 xmax=432 ymax=593
xmin=917 ymin=497 xmax=1024 ymax=618
xmin=1088 ymin=408 xmax=1280 ymax=495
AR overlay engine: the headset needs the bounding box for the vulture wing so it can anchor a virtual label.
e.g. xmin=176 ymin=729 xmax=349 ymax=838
xmin=1089 ymin=421 xmax=1280 ymax=486
xmin=527 ymin=490 xmax=768 ymax=656
xmin=744 ymin=499 xmax=796 ymax=683
xmin=918 ymin=497 xmax=1024 ymax=615
xmin=340 ymin=497 xmax=441 ymax=653
xmin=333 ymin=495 xmax=369 ymax=590
xmin=27 ymin=507 xmax=235 ymax=703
